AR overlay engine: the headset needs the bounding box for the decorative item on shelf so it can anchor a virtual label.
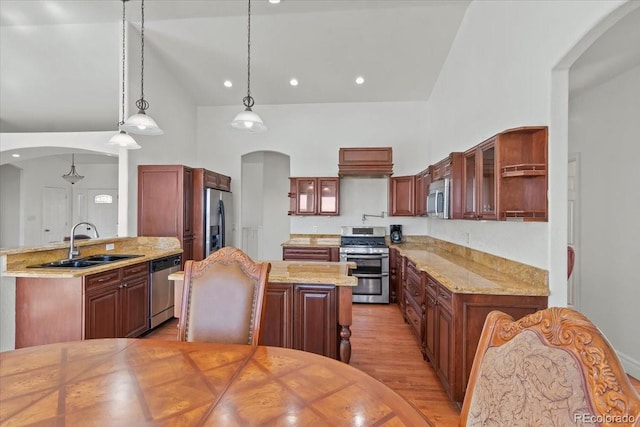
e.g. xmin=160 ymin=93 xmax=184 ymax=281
xmin=230 ymin=0 xmax=267 ymax=133
xmin=121 ymin=0 xmax=164 ymax=136
xmin=62 ymin=154 xmax=84 ymax=184
xmin=108 ymin=0 xmax=141 ymax=149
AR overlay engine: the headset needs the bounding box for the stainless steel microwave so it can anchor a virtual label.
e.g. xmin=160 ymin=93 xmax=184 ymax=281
xmin=427 ymin=178 xmax=450 ymax=219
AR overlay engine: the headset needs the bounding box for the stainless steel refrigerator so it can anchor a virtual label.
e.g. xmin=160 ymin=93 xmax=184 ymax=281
xmin=205 ymin=189 xmax=233 ymax=257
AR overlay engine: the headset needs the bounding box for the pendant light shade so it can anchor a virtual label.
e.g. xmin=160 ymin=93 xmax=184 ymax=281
xmin=230 ymin=107 xmax=267 ymax=133
xmin=108 ymin=0 xmax=142 ymax=150
xmin=231 ymin=0 xmax=267 ymax=133
xmin=121 ymin=111 xmax=163 ymax=135
xmin=123 ymin=0 xmax=163 ymax=136
xmin=62 ymin=154 xmax=84 ymax=185
xmin=108 ymin=130 xmax=142 ymax=149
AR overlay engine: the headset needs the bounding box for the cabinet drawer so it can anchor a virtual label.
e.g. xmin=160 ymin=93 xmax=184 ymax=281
xmin=123 ymin=262 xmax=149 ymax=279
xmin=426 ymin=277 xmax=438 ymax=297
xmin=405 ymin=296 xmax=422 ymax=338
xmin=406 ymin=276 xmax=423 ymax=302
xmin=86 ymin=270 xmax=121 ymax=292
xmin=283 ymin=247 xmax=331 ymax=261
xmin=436 ymin=284 xmax=453 ymax=313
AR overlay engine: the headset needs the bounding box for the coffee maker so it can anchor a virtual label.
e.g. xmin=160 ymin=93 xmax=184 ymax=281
xmin=390 ymin=224 xmax=403 ymax=243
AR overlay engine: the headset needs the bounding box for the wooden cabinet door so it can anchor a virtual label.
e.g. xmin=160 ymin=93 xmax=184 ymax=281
xmin=296 ymin=179 xmax=317 ymax=214
xmin=182 ymin=167 xmax=194 ymax=235
xmin=389 ymin=175 xmax=416 ymax=216
xmin=424 ymin=292 xmax=436 ymax=364
xmin=435 ymin=303 xmax=454 ymax=397
xmin=318 ymin=178 xmax=339 ymax=215
xmin=478 ymin=141 xmax=497 ymax=220
xmin=85 ymin=285 xmax=119 ymax=339
xmin=294 ymin=285 xmax=337 ymax=359
xmin=462 ymin=150 xmax=477 ymax=219
xmin=414 ymin=168 xmax=430 ymax=216
xmin=261 ymin=283 xmax=294 ymax=348
xmin=120 ymin=275 xmax=149 ymax=338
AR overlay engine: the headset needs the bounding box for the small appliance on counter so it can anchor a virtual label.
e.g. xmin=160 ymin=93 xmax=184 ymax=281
xmin=390 ymin=224 xmax=403 ymax=243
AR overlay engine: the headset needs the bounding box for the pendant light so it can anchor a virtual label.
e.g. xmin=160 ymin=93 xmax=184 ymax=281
xmin=121 ymin=0 xmax=163 ymax=136
xmin=230 ymin=0 xmax=267 ymax=133
xmin=62 ymin=154 xmax=85 ymax=185
xmin=109 ymin=0 xmax=141 ymax=149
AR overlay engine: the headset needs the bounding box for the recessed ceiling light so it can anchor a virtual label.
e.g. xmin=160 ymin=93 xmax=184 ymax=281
xmin=12 ymin=153 xmax=21 ymax=158
xmin=224 ymin=80 xmax=233 ymax=88
xmin=355 ymin=76 xmax=365 ymax=85
xmin=269 ymin=0 xmax=281 ymax=4
xmin=289 ymin=78 xmax=299 ymax=87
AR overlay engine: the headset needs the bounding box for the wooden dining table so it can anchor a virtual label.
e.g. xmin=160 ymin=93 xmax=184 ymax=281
xmin=0 ymin=338 xmax=433 ymax=426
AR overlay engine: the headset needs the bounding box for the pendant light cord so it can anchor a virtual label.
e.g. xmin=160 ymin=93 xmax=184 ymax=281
xmin=120 ymin=0 xmax=127 ymax=126
xmin=136 ymin=0 xmax=149 ymax=112
xmin=243 ymin=0 xmax=255 ymax=108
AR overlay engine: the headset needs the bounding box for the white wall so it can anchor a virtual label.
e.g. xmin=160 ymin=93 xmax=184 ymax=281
xmin=426 ymin=0 xmax=625 ymax=306
xmin=569 ymin=65 xmax=640 ymax=377
xmin=197 ymin=101 xmax=430 ymax=243
xmin=0 ymin=165 xmax=21 ymax=248
xmin=124 ymin=28 xmax=199 ymax=237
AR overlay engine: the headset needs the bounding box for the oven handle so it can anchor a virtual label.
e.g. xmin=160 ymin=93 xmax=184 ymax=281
xmin=352 ymin=273 xmax=390 ymax=278
xmin=344 ymin=254 xmax=389 ymax=260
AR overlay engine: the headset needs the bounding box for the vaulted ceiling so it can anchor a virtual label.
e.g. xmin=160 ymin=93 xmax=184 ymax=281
xmin=0 ymin=0 xmax=471 ymax=133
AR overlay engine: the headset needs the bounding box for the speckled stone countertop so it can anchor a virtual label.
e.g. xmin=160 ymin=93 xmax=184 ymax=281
xmin=278 ymin=234 xmax=548 ymax=297
xmin=281 ymin=235 xmax=341 ymax=247
xmin=169 ymin=260 xmax=357 ymax=287
xmin=392 ymin=238 xmax=548 ymax=297
xmin=1 ymin=237 xmax=182 ymax=278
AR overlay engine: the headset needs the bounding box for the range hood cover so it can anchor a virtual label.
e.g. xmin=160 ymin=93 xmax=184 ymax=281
xmin=338 ymin=147 xmax=393 ymax=177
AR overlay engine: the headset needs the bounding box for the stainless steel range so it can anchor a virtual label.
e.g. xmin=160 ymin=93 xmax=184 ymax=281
xmin=339 ymin=226 xmax=389 ymax=304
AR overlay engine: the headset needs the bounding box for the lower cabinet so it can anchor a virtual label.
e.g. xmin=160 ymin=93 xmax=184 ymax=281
xmin=261 ymin=283 xmax=337 ymax=359
xmin=85 ymin=262 xmax=150 ymax=339
xmin=423 ymin=273 xmax=547 ymax=403
xmin=282 ymin=246 xmax=339 ymax=261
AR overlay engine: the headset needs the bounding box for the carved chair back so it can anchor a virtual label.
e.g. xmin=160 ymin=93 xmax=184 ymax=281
xmin=178 ymin=247 xmax=270 ymax=345
xmin=460 ymin=307 xmax=640 ymax=426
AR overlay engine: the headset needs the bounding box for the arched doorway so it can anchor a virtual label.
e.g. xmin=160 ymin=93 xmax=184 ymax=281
xmin=240 ymin=151 xmax=291 ymax=260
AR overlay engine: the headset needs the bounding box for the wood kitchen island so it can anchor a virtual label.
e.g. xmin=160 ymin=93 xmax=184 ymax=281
xmin=170 ymin=260 xmax=357 ymax=363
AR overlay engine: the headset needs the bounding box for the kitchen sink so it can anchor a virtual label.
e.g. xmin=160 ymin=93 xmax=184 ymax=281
xmin=27 ymin=254 xmax=144 ymax=269
xmin=84 ymin=254 xmax=144 ymax=262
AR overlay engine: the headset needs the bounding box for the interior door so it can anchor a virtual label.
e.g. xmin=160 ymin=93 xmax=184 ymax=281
xmin=42 ymin=186 xmax=68 ymax=243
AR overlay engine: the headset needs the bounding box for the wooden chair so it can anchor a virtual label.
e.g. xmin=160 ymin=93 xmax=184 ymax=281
xmin=460 ymin=307 xmax=640 ymax=426
xmin=178 ymin=247 xmax=271 ymax=345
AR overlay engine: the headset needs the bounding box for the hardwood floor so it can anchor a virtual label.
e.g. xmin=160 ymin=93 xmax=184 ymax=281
xmin=145 ymin=304 xmax=640 ymax=427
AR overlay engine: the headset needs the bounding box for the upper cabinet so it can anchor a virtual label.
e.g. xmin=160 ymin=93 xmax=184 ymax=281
xmin=389 ymin=175 xmax=416 ymax=216
xmin=462 ymin=126 xmax=548 ymax=221
xmin=288 ymin=177 xmax=340 ymax=216
xmin=415 ymin=167 xmax=431 ymax=217
xmin=338 ymin=147 xmax=393 ymax=177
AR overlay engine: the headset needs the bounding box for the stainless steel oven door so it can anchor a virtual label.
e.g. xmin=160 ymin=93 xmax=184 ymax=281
xmin=341 ymin=253 xmax=390 ymax=304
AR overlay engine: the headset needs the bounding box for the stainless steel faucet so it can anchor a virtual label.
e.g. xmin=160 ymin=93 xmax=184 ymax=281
xmin=68 ymin=222 xmax=100 ymax=259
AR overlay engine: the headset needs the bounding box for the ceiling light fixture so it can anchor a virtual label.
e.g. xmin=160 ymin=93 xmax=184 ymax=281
xmin=230 ymin=0 xmax=267 ymax=133
xmin=355 ymin=76 xmax=365 ymax=85
xmin=224 ymin=80 xmax=233 ymax=88
xmin=109 ymin=0 xmax=141 ymax=149
xmin=269 ymin=0 xmax=281 ymax=4
xmin=289 ymin=78 xmax=298 ymax=87
xmin=121 ymin=0 xmax=163 ymax=136
xmin=62 ymin=154 xmax=84 ymax=185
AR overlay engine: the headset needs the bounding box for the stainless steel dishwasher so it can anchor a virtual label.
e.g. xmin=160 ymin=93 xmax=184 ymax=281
xmin=149 ymin=255 xmax=182 ymax=329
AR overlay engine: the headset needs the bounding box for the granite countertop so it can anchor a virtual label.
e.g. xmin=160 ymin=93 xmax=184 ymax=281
xmin=169 ymin=260 xmax=357 ymax=287
xmin=2 ymin=237 xmax=182 ymax=279
xmin=392 ymin=242 xmax=548 ymax=297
